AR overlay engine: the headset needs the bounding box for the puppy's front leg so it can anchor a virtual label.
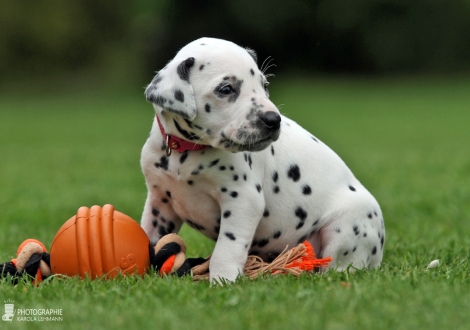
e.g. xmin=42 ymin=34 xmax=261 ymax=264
xmin=209 ymin=191 xmax=265 ymax=283
xmin=141 ymin=186 xmax=183 ymax=245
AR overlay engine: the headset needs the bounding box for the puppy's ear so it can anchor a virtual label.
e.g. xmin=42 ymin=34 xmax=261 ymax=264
xmin=145 ymin=57 xmax=197 ymax=120
xmin=245 ymin=47 xmax=257 ymax=64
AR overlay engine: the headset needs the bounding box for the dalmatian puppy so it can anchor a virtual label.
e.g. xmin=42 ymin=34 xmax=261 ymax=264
xmin=141 ymin=37 xmax=385 ymax=283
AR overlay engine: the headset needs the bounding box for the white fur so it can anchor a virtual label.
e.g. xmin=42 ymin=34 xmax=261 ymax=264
xmin=141 ymin=38 xmax=385 ymax=283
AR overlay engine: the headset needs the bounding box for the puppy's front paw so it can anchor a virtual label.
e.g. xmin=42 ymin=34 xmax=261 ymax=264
xmin=209 ymin=256 xmax=244 ymax=284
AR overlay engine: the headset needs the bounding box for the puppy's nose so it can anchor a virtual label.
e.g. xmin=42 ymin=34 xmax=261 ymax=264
xmin=261 ymin=111 xmax=281 ymax=130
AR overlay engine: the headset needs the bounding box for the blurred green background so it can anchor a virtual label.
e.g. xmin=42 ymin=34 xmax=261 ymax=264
xmin=2 ymin=0 xmax=470 ymax=90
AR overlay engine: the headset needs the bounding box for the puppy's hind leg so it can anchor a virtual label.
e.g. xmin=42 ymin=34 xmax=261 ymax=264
xmin=311 ymin=213 xmax=384 ymax=271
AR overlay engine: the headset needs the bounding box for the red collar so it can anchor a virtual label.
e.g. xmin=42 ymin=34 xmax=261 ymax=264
xmin=156 ymin=115 xmax=209 ymax=156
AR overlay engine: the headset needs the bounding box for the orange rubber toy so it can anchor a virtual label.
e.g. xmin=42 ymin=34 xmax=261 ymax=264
xmin=0 ymin=204 xmax=194 ymax=283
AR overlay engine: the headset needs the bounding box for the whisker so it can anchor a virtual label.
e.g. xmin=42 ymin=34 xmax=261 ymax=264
xmin=260 ymin=56 xmax=272 ymax=73
xmin=261 ymin=57 xmax=277 ymax=75
xmin=194 ymin=133 xmax=209 ymax=146
xmin=263 ymin=63 xmax=277 ymax=74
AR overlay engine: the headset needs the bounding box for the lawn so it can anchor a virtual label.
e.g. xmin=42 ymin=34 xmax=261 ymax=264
xmin=1 ymin=75 xmax=469 ymax=329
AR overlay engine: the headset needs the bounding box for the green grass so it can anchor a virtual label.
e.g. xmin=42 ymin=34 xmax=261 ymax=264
xmin=1 ymin=76 xmax=470 ymax=329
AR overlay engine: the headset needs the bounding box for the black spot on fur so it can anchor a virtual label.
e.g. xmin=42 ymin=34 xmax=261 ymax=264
xmin=160 ymin=216 xmax=167 ymax=223
xmin=258 ymin=238 xmax=269 ymax=247
xmin=353 ymin=246 xmax=357 ymax=252
xmin=311 ymin=136 xmax=319 ymax=142
xmin=302 ymin=185 xmax=312 ymax=195
xmin=199 ymin=64 xmax=205 ymax=70
xmin=243 ymin=174 xmax=247 ymax=181
xmin=177 ymin=57 xmax=195 ymax=82
xmin=161 ymin=198 xmax=168 ymax=204
xmin=287 ymin=164 xmax=301 ymax=182
xmin=256 ymin=184 xmax=262 ymax=193
xmin=223 ymin=210 xmax=231 ymax=218
xmin=363 ymin=232 xmax=367 ymax=237
xmin=183 ymin=118 xmax=194 ymax=128
xmin=225 ymin=232 xmax=236 ymax=241
xmin=353 ymin=225 xmax=360 ymax=235
xmin=296 ymin=221 xmax=305 ymax=230
xmin=313 ymin=219 xmax=320 ymax=226
xmin=174 ymin=119 xmax=199 ymax=140
xmin=174 ymin=89 xmax=184 ymax=102
xmin=205 ymin=103 xmax=211 ymax=113
xmin=188 ymin=180 xmax=194 ymax=185
xmin=166 ymin=191 xmax=172 ymax=198
xmin=372 ymin=246 xmax=377 ymax=255
xmin=219 ymin=166 xmax=226 ymax=171
xmin=233 ymin=174 xmax=239 ymax=181
xmin=154 ymin=156 xmax=169 ymax=171
xmin=230 ymin=191 xmax=238 ymax=198
xmin=208 ymin=159 xmax=220 ymax=167
xmin=273 ymin=186 xmax=280 ymax=193
xmin=186 ymin=219 xmax=205 ymax=231
xmin=152 ymin=207 xmax=160 ymax=217
xmin=263 ymin=209 xmax=270 ymax=217
xmin=152 ymin=219 xmax=158 ymax=227
xmin=273 ymin=231 xmax=281 ymax=239
xmin=214 ymin=226 xmax=220 ymax=234
xmin=349 ymin=185 xmax=356 ymax=192
xmin=368 ymin=213 xmax=373 ymax=219
xmin=335 ymin=227 xmax=341 ymax=233
xmin=150 ymin=74 xmax=163 ymax=86
xmin=221 ymin=187 xmax=227 ymax=192
xmin=146 ymin=94 xmax=167 ymax=106
xmin=295 ymin=207 xmax=307 ymax=221
xmin=168 ymin=221 xmax=175 ymax=232
xmin=250 ymin=68 xmax=255 ymax=76
xmin=272 ymin=171 xmax=278 ymax=182
xmin=271 ymin=145 xmax=275 ymax=155
xmin=343 ymin=251 xmax=349 ymax=256
xmin=158 ymin=226 xmax=168 ymax=237
xmin=179 ymin=151 xmax=189 ymax=164
xmin=381 ymin=236 xmax=385 ymax=248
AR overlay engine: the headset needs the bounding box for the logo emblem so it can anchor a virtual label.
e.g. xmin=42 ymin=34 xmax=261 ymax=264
xmin=2 ymin=300 xmax=15 ymax=322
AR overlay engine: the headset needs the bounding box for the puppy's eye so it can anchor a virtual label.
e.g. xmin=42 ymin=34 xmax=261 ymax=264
xmin=218 ymin=85 xmax=234 ymax=95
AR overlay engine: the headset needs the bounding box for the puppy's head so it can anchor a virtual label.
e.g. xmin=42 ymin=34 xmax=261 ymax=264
xmin=145 ymin=37 xmax=281 ymax=152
